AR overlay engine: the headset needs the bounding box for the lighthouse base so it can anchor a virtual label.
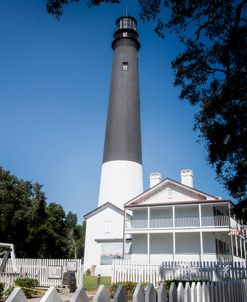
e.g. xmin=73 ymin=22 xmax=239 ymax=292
xmin=98 ymin=160 xmax=143 ymax=209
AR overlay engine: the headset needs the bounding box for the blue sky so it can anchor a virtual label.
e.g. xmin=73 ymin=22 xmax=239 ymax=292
xmin=0 ymin=0 xmax=232 ymax=221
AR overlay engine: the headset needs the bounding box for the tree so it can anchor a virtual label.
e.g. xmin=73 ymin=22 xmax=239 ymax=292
xmin=66 ymin=211 xmax=78 ymax=258
xmin=0 ymin=166 xmax=83 ymax=258
xmin=0 ymin=167 xmax=32 ymax=257
xmin=138 ymin=0 xmax=247 ymax=217
xmin=46 ymin=0 xmax=120 ymax=17
xmin=45 ymin=0 xmax=247 ymax=212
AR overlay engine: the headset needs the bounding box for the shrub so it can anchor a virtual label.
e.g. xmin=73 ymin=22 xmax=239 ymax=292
xmin=110 ymin=282 xmax=148 ymax=299
xmin=14 ymin=278 xmax=39 ymax=298
xmin=3 ymin=286 xmax=15 ymax=301
xmin=85 ymin=269 xmax=91 ymax=276
xmin=0 ymin=283 xmax=4 ymax=301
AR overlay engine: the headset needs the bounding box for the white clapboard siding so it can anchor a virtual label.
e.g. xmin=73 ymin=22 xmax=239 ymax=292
xmin=112 ymin=260 xmax=247 ymax=284
xmin=1 ymin=258 xmax=83 ymax=287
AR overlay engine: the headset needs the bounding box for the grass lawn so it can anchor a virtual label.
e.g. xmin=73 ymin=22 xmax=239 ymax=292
xmin=83 ymin=274 xmax=112 ymax=291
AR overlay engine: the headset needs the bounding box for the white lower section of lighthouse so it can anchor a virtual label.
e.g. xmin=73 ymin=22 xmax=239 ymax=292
xmin=98 ymin=160 xmax=143 ymax=209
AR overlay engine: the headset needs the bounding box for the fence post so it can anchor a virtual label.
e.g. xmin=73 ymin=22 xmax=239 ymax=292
xmin=157 ymin=282 xmax=167 ymax=302
xmin=169 ymin=282 xmax=177 ymax=302
xmin=177 ymin=283 xmax=184 ymax=302
xmin=196 ymin=282 xmax=202 ymax=302
xmin=145 ymin=284 xmax=156 ymax=302
xmin=133 ymin=283 xmax=144 ymax=302
xmin=201 ymin=282 xmax=208 ymax=302
xmin=222 ymin=281 xmax=227 ymax=302
xmin=207 ymin=282 xmax=212 ymax=302
xmin=184 ymin=282 xmax=191 ymax=302
xmin=40 ymin=286 xmax=62 ymax=302
xmin=93 ymin=285 xmax=110 ymax=302
xmin=6 ymin=288 xmax=27 ymax=302
xmin=190 ymin=282 xmax=196 ymax=302
xmin=112 ymin=261 xmax=116 ymax=283
xmin=70 ymin=285 xmax=89 ymax=302
xmin=114 ymin=286 xmax=127 ymax=302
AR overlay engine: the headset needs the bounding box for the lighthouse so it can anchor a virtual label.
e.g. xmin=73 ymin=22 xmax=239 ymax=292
xmin=84 ymin=15 xmax=143 ymax=272
xmin=98 ymin=15 xmax=143 ymax=209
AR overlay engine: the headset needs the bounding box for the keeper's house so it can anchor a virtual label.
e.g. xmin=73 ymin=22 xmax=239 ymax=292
xmin=124 ymin=170 xmax=246 ymax=263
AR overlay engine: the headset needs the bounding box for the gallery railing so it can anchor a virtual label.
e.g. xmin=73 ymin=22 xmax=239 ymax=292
xmin=126 ymin=215 xmax=230 ymax=229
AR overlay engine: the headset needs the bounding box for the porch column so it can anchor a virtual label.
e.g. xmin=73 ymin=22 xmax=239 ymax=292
xmin=199 ymin=231 xmax=203 ymax=262
xmin=172 ymin=206 xmax=175 ymax=228
xmin=230 ymin=234 xmax=234 ymax=261
xmin=173 ymin=232 xmax=175 ymax=262
xmin=147 ymin=233 xmax=150 ymax=263
xmin=147 ymin=207 xmax=150 ymax=228
xmin=123 ymin=209 xmax=126 ymax=259
xmin=239 ymin=237 xmax=243 ymax=258
xmin=235 ymin=236 xmax=238 ymax=257
xmin=199 ymin=204 xmax=202 ymax=227
xmin=244 ymin=234 xmax=247 ymax=258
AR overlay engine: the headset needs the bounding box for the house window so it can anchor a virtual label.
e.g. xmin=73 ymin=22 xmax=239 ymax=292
xmin=104 ymin=221 xmax=111 ymax=234
xmin=100 ymin=242 xmax=122 ymax=265
xmin=122 ymin=62 xmax=128 ymax=70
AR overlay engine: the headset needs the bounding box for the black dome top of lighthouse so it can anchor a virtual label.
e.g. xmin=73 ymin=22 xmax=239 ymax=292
xmin=112 ymin=15 xmax=140 ymax=49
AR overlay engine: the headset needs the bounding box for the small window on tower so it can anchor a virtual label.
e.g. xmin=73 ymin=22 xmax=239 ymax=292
xmin=122 ymin=62 xmax=128 ymax=71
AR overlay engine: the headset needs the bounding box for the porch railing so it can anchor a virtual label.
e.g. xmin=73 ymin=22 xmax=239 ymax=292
xmin=126 ymin=215 xmax=230 ymax=229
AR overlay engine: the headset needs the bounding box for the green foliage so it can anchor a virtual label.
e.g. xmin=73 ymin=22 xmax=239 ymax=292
xmin=85 ymin=268 xmax=91 ymax=276
xmin=0 ymin=166 xmax=84 ymax=258
xmin=110 ymin=282 xmax=148 ymax=299
xmin=3 ymin=286 xmax=15 ymax=301
xmin=14 ymin=278 xmax=39 ymax=299
xmin=0 ymin=283 xmax=4 ymax=301
xmin=138 ymin=0 xmax=247 ymax=206
xmin=46 ymin=0 xmax=120 ymax=17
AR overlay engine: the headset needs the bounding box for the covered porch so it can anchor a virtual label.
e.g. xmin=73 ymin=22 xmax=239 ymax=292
xmin=124 ymin=230 xmax=246 ymax=263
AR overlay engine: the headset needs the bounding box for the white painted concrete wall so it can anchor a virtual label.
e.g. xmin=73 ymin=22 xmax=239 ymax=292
xmin=201 ymin=205 xmax=214 ymax=217
xmin=131 ymin=234 xmax=147 ymax=254
xmin=150 ymin=207 xmax=172 ymax=219
xmin=176 ymin=233 xmax=200 ymax=254
xmin=150 ymin=234 xmax=173 ymax=254
xmin=132 ymin=209 xmax=147 ymax=220
xmin=84 ymin=206 xmax=124 ymax=272
xmin=175 ymin=206 xmax=199 ymax=218
xmin=98 ymin=160 xmax=143 ymax=209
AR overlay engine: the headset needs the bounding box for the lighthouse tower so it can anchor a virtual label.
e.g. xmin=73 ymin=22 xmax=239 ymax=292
xmin=84 ymin=15 xmax=143 ymax=273
xmin=98 ymin=15 xmax=143 ymax=209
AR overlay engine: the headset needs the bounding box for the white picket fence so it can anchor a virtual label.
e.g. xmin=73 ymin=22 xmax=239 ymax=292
xmin=112 ymin=260 xmax=247 ymax=285
xmin=112 ymin=260 xmax=160 ymax=284
xmin=6 ymin=280 xmax=247 ymax=302
xmin=0 ymin=258 xmax=83 ymax=287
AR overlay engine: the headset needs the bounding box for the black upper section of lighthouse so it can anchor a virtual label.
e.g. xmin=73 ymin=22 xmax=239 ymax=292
xmin=112 ymin=16 xmax=140 ymax=50
xmin=102 ymin=15 xmax=142 ymax=165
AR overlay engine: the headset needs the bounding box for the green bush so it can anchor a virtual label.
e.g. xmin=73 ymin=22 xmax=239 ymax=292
xmin=85 ymin=269 xmax=91 ymax=276
xmin=0 ymin=283 xmax=4 ymax=301
xmin=110 ymin=282 xmax=148 ymax=299
xmin=14 ymin=278 xmax=39 ymax=298
xmin=3 ymin=286 xmax=15 ymax=301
